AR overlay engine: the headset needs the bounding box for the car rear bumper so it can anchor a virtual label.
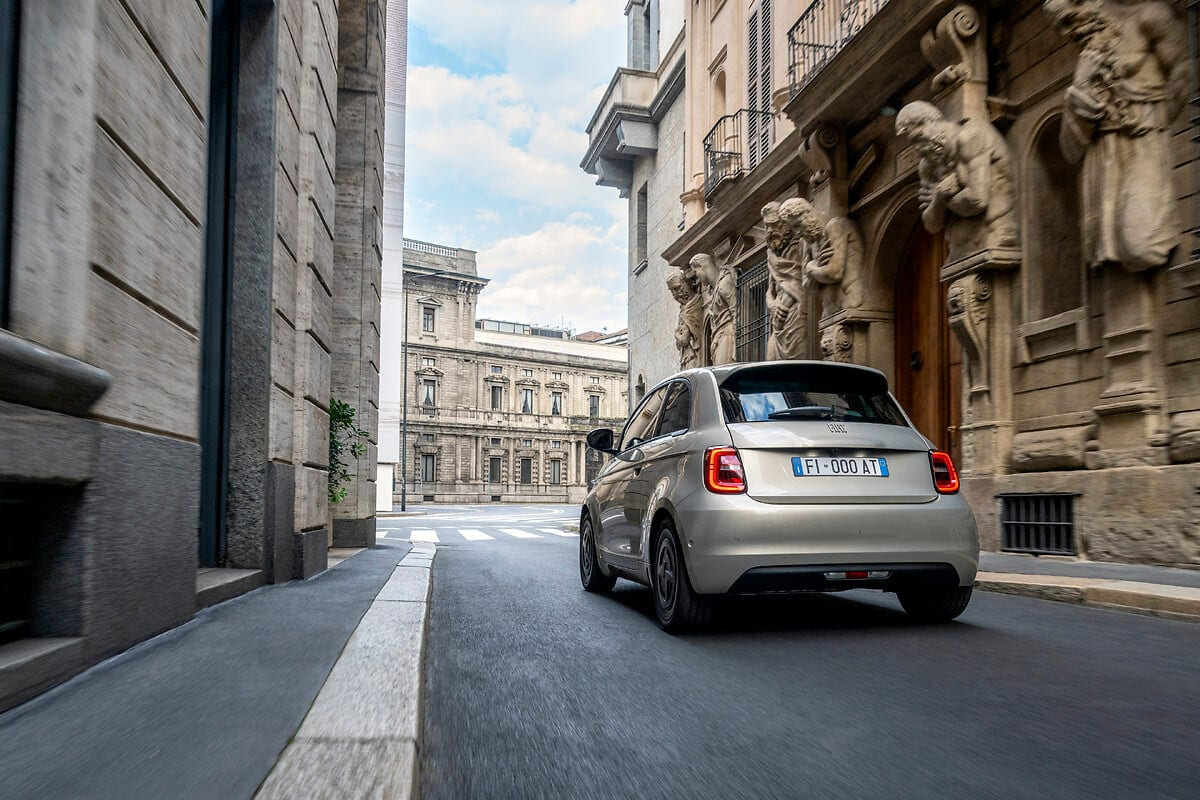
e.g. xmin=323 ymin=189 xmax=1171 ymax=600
xmin=675 ymin=492 xmax=979 ymax=594
xmin=727 ymin=563 xmax=961 ymax=594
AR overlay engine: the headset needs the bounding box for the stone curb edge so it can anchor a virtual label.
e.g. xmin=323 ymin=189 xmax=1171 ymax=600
xmin=255 ymin=542 xmax=437 ymax=799
xmin=975 ymin=572 xmax=1200 ymax=622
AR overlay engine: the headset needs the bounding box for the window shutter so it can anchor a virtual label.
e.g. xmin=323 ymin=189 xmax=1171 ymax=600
xmin=746 ymin=1 xmax=773 ymax=169
xmin=746 ymin=9 xmax=760 ymax=167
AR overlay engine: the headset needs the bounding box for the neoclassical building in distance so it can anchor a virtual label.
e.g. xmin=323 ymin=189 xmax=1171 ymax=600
xmin=585 ymin=0 xmax=1200 ymax=566
xmin=381 ymin=240 xmax=628 ymax=505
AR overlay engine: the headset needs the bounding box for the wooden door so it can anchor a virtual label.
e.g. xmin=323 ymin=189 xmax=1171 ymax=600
xmin=893 ymin=226 xmax=962 ymax=460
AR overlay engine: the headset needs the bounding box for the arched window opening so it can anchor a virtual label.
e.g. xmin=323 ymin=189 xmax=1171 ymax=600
xmin=1027 ymin=117 xmax=1083 ymax=320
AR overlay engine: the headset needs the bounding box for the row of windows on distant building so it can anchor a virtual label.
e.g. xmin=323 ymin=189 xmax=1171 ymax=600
xmin=420 ymin=355 xmax=602 ymax=385
xmin=418 ymin=380 xmax=603 ymax=417
xmin=417 ymin=453 xmax=566 ymax=485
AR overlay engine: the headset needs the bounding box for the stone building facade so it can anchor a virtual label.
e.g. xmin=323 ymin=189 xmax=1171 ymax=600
xmin=583 ymin=0 xmax=688 ymax=412
xmin=396 ymin=241 xmax=628 ymax=505
xmin=587 ymin=0 xmax=1200 ymax=566
xmin=0 ymin=0 xmax=388 ymax=710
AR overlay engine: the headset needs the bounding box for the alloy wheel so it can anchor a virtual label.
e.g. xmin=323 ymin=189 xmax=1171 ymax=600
xmin=655 ymin=535 xmax=677 ymax=614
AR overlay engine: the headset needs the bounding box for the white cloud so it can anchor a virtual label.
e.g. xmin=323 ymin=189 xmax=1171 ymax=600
xmin=475 ymin=222 xmax=627 ymax=332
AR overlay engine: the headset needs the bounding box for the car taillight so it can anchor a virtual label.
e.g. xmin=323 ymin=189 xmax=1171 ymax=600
xmin=930 ymin=450 xmax=960 ymax=494
xmin=704 ymin=447 xmax=746 ymax=494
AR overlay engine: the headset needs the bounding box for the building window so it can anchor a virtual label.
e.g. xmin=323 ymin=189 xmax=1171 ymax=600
xmin=421 ymin=433 xmax=435 ymax=442
xmin=551 ymin=391 xmax=563 ymax=416
xmin=421 ymin=379 xmax=436 ymax=406
xmin=0 ymin=0 xmax=19 ymax=328
xmin=490 ymin=385 xmax=503 ymax=410
xmin=585 ymin=448 xmax=602 ymax=485
xmin=521 ymin=388 xmax=534 ymax=414
xmin=635 ymin=184 xmax=649 ymax=270
xmin=490 ymin=437 xmax=502 ymax=446
xmin=550 ymin=440 xmax=561 ymax=449
xmin=590 ymin=376 xmax=600 ymax=384
xmin=421 ymin=357 xmax=435 ymax=368
xmin=421 ymin=306 xmax=435 ymax=332
xmin=519 ymin=458 xmax=533 ymax=484
xmin=521 ymin=438 xmax=533 ymax=448
xmin=1027 ymin=117 xmax=1084 ymax=320
xmin=746 ymin=1 xmax=773 ymax=169
xmin=549 ymin=459 xmax=563 ymax=485
xmin=420 ymin=453 xmax=436 ymax=482
xmin=588 ymin=394 xmax=600 ymax=418
xmin=488 ymin=456 xmax=502 ymax=483
xmin=551 ymin=372 xmax=562 ymax=380
xmin=521 ymin=368 xmax=533 ymax=377
xmin=735 ymin=257 xmax=770 ymax=362
xmin=491 ymin=365 xmax=503 ymax=374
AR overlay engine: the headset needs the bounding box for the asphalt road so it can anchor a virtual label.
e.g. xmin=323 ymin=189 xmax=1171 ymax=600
xmin=403 ymin=505 xmax=1200 ymax=800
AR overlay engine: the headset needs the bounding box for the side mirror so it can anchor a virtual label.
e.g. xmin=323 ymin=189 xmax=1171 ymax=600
xmin=586 ymin=428 xmax=616 ymax=454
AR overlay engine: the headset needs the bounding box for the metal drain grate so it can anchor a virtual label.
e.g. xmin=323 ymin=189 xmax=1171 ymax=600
xmin=1000 ymin=493 xmax=1076 ymax=555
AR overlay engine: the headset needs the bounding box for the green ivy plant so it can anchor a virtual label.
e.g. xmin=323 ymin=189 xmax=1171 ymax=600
xmin=328 ymin=398 xmax=369 ymax=504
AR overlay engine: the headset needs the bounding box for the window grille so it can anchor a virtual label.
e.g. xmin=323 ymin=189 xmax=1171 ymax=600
xmin=1000 ymin=494 xmax=1077 ymax=556
xmin=735 ymin=257 xmax=770 ymax=362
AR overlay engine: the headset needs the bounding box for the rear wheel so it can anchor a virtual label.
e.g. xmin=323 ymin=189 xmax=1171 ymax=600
xmin=898 ymin=585 xmax=972 ymax=623
xmin=652 ymin=521 xmax=714 ymax=633
xmin=579 ymin=515 xmax=615 ymax=593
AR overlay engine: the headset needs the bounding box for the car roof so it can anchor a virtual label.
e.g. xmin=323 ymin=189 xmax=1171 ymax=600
xmin=703 ymin=360 xmax=888 ymax=383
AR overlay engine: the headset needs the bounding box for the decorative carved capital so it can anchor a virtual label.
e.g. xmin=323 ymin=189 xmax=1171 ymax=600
xmin=819 ymin=324 xmax=854 ymax=363
xmin=921 ymin=4 xmax=986 ymax=93
xmin=800 ymin=125 xmax=842 ymax=190
xmin=946 ymin=274 xmax=992 ymax=396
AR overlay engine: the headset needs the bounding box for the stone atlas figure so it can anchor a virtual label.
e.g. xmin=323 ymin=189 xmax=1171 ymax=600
xmin=762 ymin=201 xmax=809 ymax=360
xmin=895 ymin=100 xmax=1017 ymax=262
xmin=691 ymin=253 xmax=736 ymax=365
xmin=1043 ymin=0 xmax=1189 ymax=271
xmin=667 ymin=270 xmax=703 ymax=370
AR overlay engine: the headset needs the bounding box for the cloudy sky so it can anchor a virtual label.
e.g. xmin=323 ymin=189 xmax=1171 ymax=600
xmin=404 ymin=0 xmax=628 ymax=334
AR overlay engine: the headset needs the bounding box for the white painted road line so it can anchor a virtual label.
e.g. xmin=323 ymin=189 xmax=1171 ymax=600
xmin=409 ymin=529 xmax=440 ymax=543
xmin=458 ymin=529 xmax=494 ymax=541
xmin=538 ymin=528 xmax=577 ymax=538
xmin=499 ymin=528 xmax=541 ymax=539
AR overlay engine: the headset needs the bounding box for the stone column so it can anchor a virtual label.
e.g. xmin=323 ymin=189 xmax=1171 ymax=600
xmin=330 ymin=0 xmax=387 ymax=546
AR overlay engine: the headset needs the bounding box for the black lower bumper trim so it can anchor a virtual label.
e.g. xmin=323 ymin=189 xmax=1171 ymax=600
xmin=727 ymin=563 xmax=962 ymax=595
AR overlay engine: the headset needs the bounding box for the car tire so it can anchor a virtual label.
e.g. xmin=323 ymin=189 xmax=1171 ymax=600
xmin=898 ymin=585 xmax=973 ymax=623
xmin=579 ymin=515 xmax=616 ymax=593
xmin=652 ymin=520 xmax=714 ymax=633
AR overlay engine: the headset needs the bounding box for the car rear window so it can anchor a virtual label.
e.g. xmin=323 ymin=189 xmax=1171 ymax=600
xmin=719 ymin=364 xmax=907 ymax=426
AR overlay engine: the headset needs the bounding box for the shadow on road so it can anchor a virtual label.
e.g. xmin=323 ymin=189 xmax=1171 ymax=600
xmin=603 ymin=584 xmax=983 ymax=637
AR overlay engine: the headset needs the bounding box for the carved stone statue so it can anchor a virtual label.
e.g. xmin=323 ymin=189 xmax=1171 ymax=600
xmin=667 ymin=270 xmax=703 ymax=369
xmin=692 ymin=253 xmax=736 ymax=365
xmin=1043 ymin=0 xmax=1189 ymax=271
xmin=802 ymin=210 xmax=864 ymax=323
xmin=762 ymin=202 xmax=808 ymax=360
xmin=895 ymin=100 xmax=1017 ymax=264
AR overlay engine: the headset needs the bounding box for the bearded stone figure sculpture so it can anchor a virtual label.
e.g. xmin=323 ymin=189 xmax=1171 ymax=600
xmin=895 ymin=101 xmax=1017 ymax=264
xmin=691 ymin=253 xmax=736 ymax=365
xmin=1042 ymin=0 xmax=1189 ymax=272
xmin=801 ymin=207 xmax=863 ymax=323
xmin=667 ymin=270 xmax=703 ymax=370
xmin=762 ymin=201 xmax=808 ymax=360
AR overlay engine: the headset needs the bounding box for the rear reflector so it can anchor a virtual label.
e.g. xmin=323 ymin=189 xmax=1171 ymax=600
xmin=824 ymin=570 xmax=891 ymax=581
xmin=930 ymin=450 xmax=960 ymax=494
xmin=704 ymin=447 xmax=746 ymax=494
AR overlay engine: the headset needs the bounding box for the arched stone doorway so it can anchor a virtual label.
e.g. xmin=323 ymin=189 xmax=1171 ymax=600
xmin=893 ymin=224 xmax=962 ymax=460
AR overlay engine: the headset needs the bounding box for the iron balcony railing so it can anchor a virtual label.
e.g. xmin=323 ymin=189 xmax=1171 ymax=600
xmin=703 ymin=108 xmax=775 ymax=198
xmin=787 ymin=0 xmax=890 ymax=99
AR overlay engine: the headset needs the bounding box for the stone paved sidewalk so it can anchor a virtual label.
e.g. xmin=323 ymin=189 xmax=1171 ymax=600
xmin=0 ymin=540 xmax=410 ymax=800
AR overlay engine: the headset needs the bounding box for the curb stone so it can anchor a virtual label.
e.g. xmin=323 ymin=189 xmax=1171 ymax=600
xmin=256 ymin=542 xmax=436 ymax=799
xmin=975 ymin=572 xmax=1200 ymax=622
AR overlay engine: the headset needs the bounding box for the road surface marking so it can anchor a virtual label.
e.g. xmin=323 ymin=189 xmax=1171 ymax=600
xmin=538 ymin=528 xmax=577 ymax=538
xmin=499 ymin=528 xmax=541 ymax=539
xmin=458 ymin=529 xmax=494 ymax=541
xmin=409 ymin=529 xmax=440 ymax=543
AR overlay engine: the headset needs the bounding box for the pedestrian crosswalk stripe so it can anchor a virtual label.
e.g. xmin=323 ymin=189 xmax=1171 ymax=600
xmin=410 ymin=529 xmax=439 ymax=543
xmin=538 ymin=528 xmax=577 ymax=538
xmin=458 ymin=529 xmax=494 ymax=541
xmin=499 ymin=528 xmax=541 ymax=539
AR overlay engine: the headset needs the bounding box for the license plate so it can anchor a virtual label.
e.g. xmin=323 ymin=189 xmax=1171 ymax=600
xmin=792 ymin=456 xmax=889 ymax=477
